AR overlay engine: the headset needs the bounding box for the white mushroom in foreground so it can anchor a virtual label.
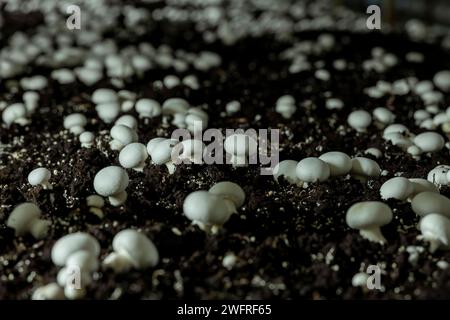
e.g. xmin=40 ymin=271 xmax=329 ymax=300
xmin=273 ymin=160 xmax=299 ymax=184
xmin=183 ymin=191 xmax=232 ymax=233
xmin=28 ymin=167 xmax=52 ymax=189
xmin=413 ymin=132 xmax=444 ymax=153
xmin=318 ymin=151 xmax=352 ymax=176
xmin=296 ymin=157 xmax=330 ymax=184
xmin=411 ymin=192 xmax=450 ymax=219
xmin=95 ymin=102 xmax=120 ymax=123
xmin=147 ymin=138 xmax=178 ymax=173
xmin=347 ymin=110 xmax=372 ymax=132
xmin=135 ymin=98 xmax=161 ymax=118
xmin=79 ymin=131 xmax=95 ymax=148
xmin=208 ymin=181 xmax=245 ymax=214
xmin=103 ymin=229 xmax=159 ymax=273
xmin=119 ymin=143 xmax=148 ymax=171
xmin=7 ymin=203 xmax=51 ymax=239
xmin=379 ymin=177 xmax=414 ymax=201
xmin=93 ymin=166 xmax=129 ymax=206
xmin=419 ymin=213 xmax=450 ymax=253
xmin=346 ymin=201 xmax=393 ymax=244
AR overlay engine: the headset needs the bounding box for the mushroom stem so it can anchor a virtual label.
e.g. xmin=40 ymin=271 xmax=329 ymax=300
xmin=224 ymin=200 xmax=237 ymax=214
xmin=165 ymin=162 xmax=176 ymax=174
xmin=360 ymin=227 xmax=386 ymax=244
xmin=89 ymin=207 xmax=104 ymax=219
xmin=29 ymin=219 xmax=51 ymax=239
xmin=102 ymin=251 xmax=133 ymax=273
xmin=109 ymin=191 xmax=127 ymax=206
xmin=192 ymin=221 xmax=219 ymax=235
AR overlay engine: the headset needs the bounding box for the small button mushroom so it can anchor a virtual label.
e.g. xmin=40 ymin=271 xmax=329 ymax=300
xmin=350 ymin=157 xmax=381 ymax=182
xmin=296 ymin=157 xmax=330 ymax=184
xmin=325 ymin=98 xmax=344 ymax=110
xmin=364 ymin=147 xmax=382 ymax=159
xmin=409 ymin=178 xmax=439 ymax=198
xmin=115 ymin=115 xmax=138 ymax=130
xmin=28 ymin=167 xmax=52 ymax=189
xmin=109 ymin=124 xmax=138 ymax=151
xmin=413 ymin=132 xmax=445 ymax=153
xmin=162 ymin=98 xmax=189 ymax=126
xmin=183 ymin=191 xmax=232 ymax=233
xmin=103 ymin=229 xmax=159 ymax=273
xmin=135 ymin=98 xmax=161 ymax=118
xmin=347 ymin=110 xmax=372 ymax=132
xmin=419 ymin=213 xmax=450 ymax=252
xmin=92 ymin=88 xmax=118 ymax=105
xmin=96 ymin=102 xmax=120 ymax=123
xmin=407 ymin=145 xmax=422 ymax=158
xmin=208 ymin=181 xmax=245 ymax=214
xmin=379 ymin=177 xmax=414 ymax=201
xmin=23 ymin=91 xmax=39 ymax=114
xmin=63 ymin=113 xmax=87 ymax=135
xmin=2 ymin=103 xmax=28 ymax=126
xmin=373 ymin=107 xmax=395 ymax=127
xmin=119 ymin=142 xmax=148 ymax=171
xmin=411 ymin=192 xmax=450 ymax=219
xmin=383 ymin=123 xmax=409 ymax=136
xmin=273 ymin=160 xmax=299 ymax=184
xmin=7 ymin=203 xmax=50 ymax=239
xmin=346 ymin=201 xmax=393 ymax=244
xmin=185 ymin=107 xmax=209 ymax=133
xmin=427 ymin=165 xmax=450 ymax=185
xmin=434 ymin=70 xmax=450 ymax=92
xmin=51 ymin=232 xmax=100 ymax=267
xmin=351 ymin=273 xmax=369 ymax=288
xmin=86 ymin=195 xmax=105 ymax=219
xmin=318 ymin=151 xmax=352 ymax=176
xmin=32 ymin=283 xmax=65 ymax=300
xmin=224 ymin=133 xmax=258 ymax=167
xmin=225 ymin=101 xmax=241 ymax=115
xmin=275 ymin=95 xmax=296 ymax=119
xmin=79 ymin=131 xmax=95 ymax=148
xmin=147 ymin=138 xmax=178 ymax=173
xmin=383 ymin=132 xmax=413 ymax=150
xmin=93 ymin=166 xmax=129 ymax=206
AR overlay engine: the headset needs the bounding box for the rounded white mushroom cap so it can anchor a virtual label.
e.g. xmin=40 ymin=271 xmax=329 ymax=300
xmin=92 ymin=88 xmax=118 ymax=104
xmin=209 ymin=181 xmax=245 ymax=208
xmin=413 ymin=132 xmax=444 ymax=153
xmin=276 ymin=95 xmax=295 ymax=106
xmin=51 ymin=232 xmax=100 ymax=266
xmin=111 ymin=229 xmax=159 ymax=269
xmin=364 ymin=148 xmax=382 ymax=159
xmin=63 ymin=113 xmax=87 ymax=134
xmin=93 ymin=166 xmax=129 ymax=197
xmin=95 ymin=102 xmax=120 ymax=123
xmin=115 ymin=115 xmax=138 ymax=130
xmin=32 ymin=283 xmax=64 ymax=300
xmin=147 ymin=138 xmax=177 ymax=165
xmin=373 ymin=107 xmax=395 ymax=125
xmin=183 ymin=191 xmax=231 ymax=225
xmin=135 ymin=98 xmax=161 ymax=118
xmin=350 ymin=157 xmax=381 ymax=178
xmin=110 ymin=124 xmax=138 ymax=149
xmin=119 ymin=143 xmax=148 ymax=170
xmin=383 ymin=123 xmax=409 ymax=137
xmin=411 ymin=192 xmax=450 ymax=219
xmin=28 ymin=167 xmax=51 ymax=187
xmin=273 ymin=160 xmax=299 ymax=184
xmin=409 ymin=178 xmax=439 ymax=197
xmin=224 ymin=133 xmax=258 ymax=157
xmin=79 ymin=131 xmax=95 ymax=148
xmin=185 ymin=108 xmax=209 ymax=131
xmin=434 ymin=70 xmax=450 ymax=92
xmin=7 ymin=203 xmax=47 ymax=237
xmin=419 ymin=213 xmax=450 ymax=252
xmin=347 ymin=110 xmax=372 ymax=132
xmin=296 ymin=157 xmax=330 ymax=182
xmin=427 ymin=165 xmax=450 ymax=185
xmin=66 ymin=250 xmax=99 ymax=273
xmin=2 ymin=103 xmax=27 ymax=126
xmin=162 ymin=98 xmax=189 ymax=115
xmin=379 ymin=177 xmax=414 ymax=201
xmin=318 ymin=151 xmax=352 ymax=176
xmin=146 ymin=137 xmax=167 ymax=155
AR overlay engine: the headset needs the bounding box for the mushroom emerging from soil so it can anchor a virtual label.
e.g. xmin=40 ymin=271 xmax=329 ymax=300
xmin=109 ymin=124 xmax=138 ymax=151
xmin=93 ymin=166 xmax=129 ymax=206
xmin=296 ymin=157 xmax=330 ymax=184
xmin=103 ymin=229 xmax=159 ymax=273
xmin=7 ymin=203 xmax=50 ymax=239
xmin=208 ymin=181 xmax=245 ymax=214
xmin=318 ymin=151 xmax=352 ymax=177
xmin=350 ymin=157 xmax=381 ymax=182
xmin=411 ymin=192 xmax=450 ymax=219
xmin=147 ymin=137 xmax=178 ymax=173
xmin=273 ymin=160 xmax=299 ymax=184
xmin=346 ymin=201 xmax=393 ymax=244
xmin=119 ymin=142 xmax=148 ymax=171
xmin=63 ymin=113 xmax=87 ymax=135
xmin=379 ymin=177 xmax=414 ymax=201
xmin=419 ymin=213 xmax=450 ymax=253
xmin=135 ymin=98 xmax=161 ymax=118
xmin=28 ymin=167 xmax=52 ymax=189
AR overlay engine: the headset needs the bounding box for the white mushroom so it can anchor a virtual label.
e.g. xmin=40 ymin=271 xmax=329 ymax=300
xmin=364 ymin=148 xmax=382 ymax=159
xmin=103 ymin=229 xmax=159 ymax=273
xmin=275 ymin=95 xmax=296 ymax=119
xmin=28 ymin=167 xmax=52 ymax=189
xmin=93 ymin=166 xmax=129 ymax=206
xmin=273 ymin=160 xmax=299 ymax=184
xmin=411 ymin=192 xmax=450 ymax=219
xmin=51 ymin=232 xmax=100 ymax=267
xmin=63 ymin=113 xmax=87 ymax=135
xmin=318 ymin=151 xmax=352 ymax=176
xmin=32 ymin=283 xmax=65 ymax=300
xmin=208 ymin=181 xmax=245 ymax=214
xmin=373 ymin=107 xmax=395 ymax=127
xmin=119 ymin=142 xmax=148 ymax=171
xmin=109 ymin=124 xmax=138 ymax=151
xmin=95 ymin=102 xmax=120 ymax=123
xmin=162 ymin=98 xmax=189 ymax=126
xmin=79 ymin=131 xmax=95 ymax=148
xmin=135 ymin=98 xmax=161 ymax=118
xmin=115 ymin=115 xmax=138 ymax=130
xmin=379 ymin=177 xmax=413 ymax=201
xmin=427 ymin=165 xmax=450 ymax=185
xmin=419 ymin=213 xmax=450 ymax=252
xmin=86 ymin=195 xmax=105 ymax=219
xmin=225 ymin=101 xmax=241 ymax=115
xmin=172 ymin=139 xmax=205 ymax=165
xmin=346 ymin=201 xmax=393 ymax=244
xmin=92 ymin=88 xmax=118 ymax=105
xmin=147 ymin=138 xmax=178 ymax=173
xmin=23 ymin=91 xmax=39 ymax=114
xmin=347 ymin=110 xmax=372 ymax=132
xmin=434 ymin=70 xmax=450 ymax=92
xmin=2 ymin=103 xmax=28 ymax=126
xmin=413 ymin=132 xmax=445 ymax=153
xmin=185 ymin=107 xmax=209 ymax=133
xmin=224 ymin=133 xmax=258 ymax=167
xmin=7 ymin=203 xmax=50 ymax=239
xmin=409 ymin=178 xmax=439 ymax=198
xmin=296 ymin=157 xmax=330 ymax=183
xmin=350 ymin=157 xmax=381 ymax=182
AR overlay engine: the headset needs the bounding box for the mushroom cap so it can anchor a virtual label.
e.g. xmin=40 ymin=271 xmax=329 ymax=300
xmin=119 ymin=143 xmax=148 ymax=169
xmin=428 ymin=165 xmax=450 ymax=185
xmin=224 ymin=134 xmax=258 ymax=157
xmin=115 ymin=115 xmax=138 ymax=130
xmin=296 ymin=157 xmax=330 ymax=182
xmin=92 ymin=88 xmax=118 ymax=104
xmin=79 ymin=131 xmax=95 ymax=144
xmin=66 ymin=250 xmax=99 ymax=272
xmin=413 ymin=132 xmax=444 ymax=153
xmin=276 ymin=95 xmax=295 ymax=105
xmin=364 ymin=147 xmax=382 ymax=159
xmin=7 ymin=203 xmax=42 ymax=235
xmin=433 ymin=70 xmax=450 ymax=92
xmin=135 ymin=98 xmax=161 ymax=117
xmin=373 ymin=107 xmax=395 ymax=124
xmin=110 ymin=124 xmax=138 ymax=145
xmin=383 ymin=132 xmax=413 ymax=149
xmin=409 ymin=178 xmax=439 ymax=197
xmin=146 ymin=137 xmax=167 ymax=155
xmin=411 ymin=192 xmax=450 ymax=218
xmin=318 ymin=151 xmax=352 ymax=176
xmin=419 ymin=213 xmax=450 ymax=247
xmin=350 ymin=157 xmax=381 ymax=177
xmin=347 ymin=110 xmax=372 ymax=130
xmin=273 ymin=160 xmax=299 ymax=184
xmin=28 ymin=167 xmax=51 ymax=186
xmin=346 ymin=201 xmax=393 ymax=229
xmin=209 ymin=181 xmax=245 ymax=208
xmin=112 ymin=229 xmax=159 ymax=269
xmin=148 ymin=138 xmax=177 ymax=165
xmin=380 ymin=177 xmax=414 ymax=201
xmin=173 ymin=139 xmax=205 ymax=163
xmin=2 ymin=103 xmax=27 ymax=125
xmin=183 ymin=191 xmax=231 ymax=225
xmin=383 ymin=123 xmax=409 ymax=137
xmin=162 ymin=98 xmax=189 ymax=115
xmin=86 ymin=195 xmax=105 ymax=208
xmin=51 ymin=232 xmax=100 ymax=266
xmin=93 ymin=166 xmax=129 ymax=196
xmin=63 ymin=113 xmax=87 ymax=129
xmin=95 ymin=102 xmax=120 ymax=123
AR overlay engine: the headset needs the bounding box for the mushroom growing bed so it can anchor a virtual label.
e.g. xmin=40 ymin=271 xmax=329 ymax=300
xmin=1 ymin=0 xmax=450 ymax=300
